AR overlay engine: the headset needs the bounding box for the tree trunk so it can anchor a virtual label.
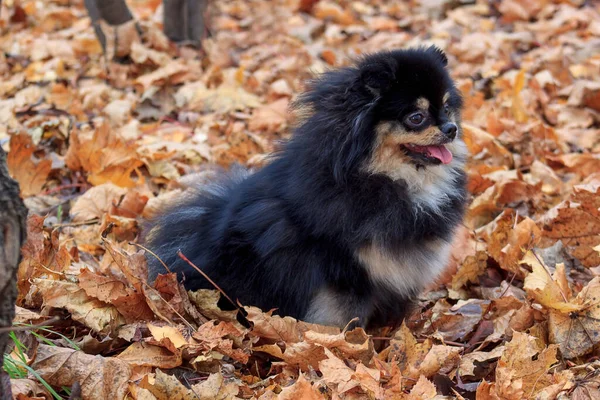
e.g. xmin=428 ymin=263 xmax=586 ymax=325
xmin=163 ymin=0 xmax=208 ymax=45
xmin=0 ymin=147 xmax=28 ymax=400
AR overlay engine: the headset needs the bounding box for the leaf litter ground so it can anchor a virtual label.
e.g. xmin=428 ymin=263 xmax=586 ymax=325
xmin=2 ymin=0 xmax=600 ymax=399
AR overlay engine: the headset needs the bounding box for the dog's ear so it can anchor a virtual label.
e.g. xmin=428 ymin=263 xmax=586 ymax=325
xmin=427 ymin=45 xmax=448 ymax=67
xmin=359 ymin=57 xmax=397 ymax=96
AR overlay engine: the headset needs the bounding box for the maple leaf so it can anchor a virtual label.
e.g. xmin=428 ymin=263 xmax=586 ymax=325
xmin=65 ymin=121 xmax=144 ymax=188
xmin=523 ymin=253 xmax=600 ymax=358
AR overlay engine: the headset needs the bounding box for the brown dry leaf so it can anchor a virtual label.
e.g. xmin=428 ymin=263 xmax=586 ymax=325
xmin=248 ymin=98 xmax=290 ymax=134
xmin=78 ymin=268 xmax=155 ymax=323
xmin=458 ymin=346 xmax=505 ymax=379
xmin=143 ymin=273 xmax=189 ymax=324
xmin=13 ymin=306 xmax=44 ymax=324
xmin=318 ymin=347 xmax=359 ymax=394
xmin=245 ymin=306 xmax=340 ymax=343
xmin=254 ymin=341 xmax=327 ymax=371
xmin=144 ymin=369 xmax=196 ymax=400
xmin=539 ymin=181 xmax=600 ymax=267
xmin=461 ymin=123 xmax=513 ymax=166
xmin=188 ymin=289 xmax=239 ymax=323
xmin=319 ymin=348 xmax=384 ymax=397
xmin=278 ymin=374 xmax=324 ymax=400
xmin=522 ymin=252 xmax=573 ymax=311
xmin=65 ymin=122 xmax=144 ymax=188
xmin=431 ymin=299 xmax=486 ymax=342
xmin=148 ymin=323 xmax=189 ymax=351
xmin=451 ymin=251 xmax=488 ymax=291
xmin=303 ymin=328 xmax=373 ymax=363
xmin=189 ymin=371 xmax=241 ymax=400
xmin=387 ymin=323 xmax=460 ymax=384
xmin=189 ymin=82 xmax=263 ymax=114
xmin=313 ymin=1 xmax=358 ymax=25
xmin=547 ymin=278 xmax=600 ymax=359
xmin=103 ymin=98 xmax=133 ymax=126
xmin=9 ymin=378 xmax=51 ymax=399
xmin=135 ymin=62 xmax=189 ymax=91
xmin=6 ymin=132 xmax=52 ymax=197
xmin=469 ymin=180 xmax=541 ymax=228
xmin=34 ymin=279 xmax=125 ymax=334
xmin=499 ymin=0 xmax=546 ymax=22
xmin=109 ymin=189 xmax=149 ymax=218
xmin=490 ymin=332 xmax=562 ymax=399
xmin=191 ymin=320 xmax=249 ymax=363
xmin=482 ymin=211 xmax=541 ymax=276
xmin=70 ymin=183 xmax=127 ymax=222
xmin=568 ymin=80 xmax=600 ymax=112
xmin=547 ymin=153 xmax=600 ymax=178
xmin=31 ymin=344 xmax=131 ymax=400
xmin=117 ymin=342 xmax=182 ymax=369
xmin=407 ymin=375 xmax=438 ymax=400
xmin=18 ymin=215 xmax=72 ymax=304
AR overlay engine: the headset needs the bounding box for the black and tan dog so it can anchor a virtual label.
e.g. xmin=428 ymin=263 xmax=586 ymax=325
xmin=144 ymin=46 xmax=467 ymax=329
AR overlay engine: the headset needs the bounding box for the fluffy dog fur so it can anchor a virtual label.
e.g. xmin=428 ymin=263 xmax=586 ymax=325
xmin=144 ymin=46 xmax=467 ymax=329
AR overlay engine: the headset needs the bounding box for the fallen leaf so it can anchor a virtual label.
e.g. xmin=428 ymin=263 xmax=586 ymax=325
xmin=34 ymin=279 xmax=125 ymax=334
xmin=31 ymin=344 xmax=131 ymax=400
xmin=117 ymin=342 xmax=182 ymax=369
xmin=6 ymin=132 xmax=51 ymax=196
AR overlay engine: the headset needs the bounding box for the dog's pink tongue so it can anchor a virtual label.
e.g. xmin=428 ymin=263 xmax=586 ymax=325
xmin=426 ymin=145 xmax=453 ymax=164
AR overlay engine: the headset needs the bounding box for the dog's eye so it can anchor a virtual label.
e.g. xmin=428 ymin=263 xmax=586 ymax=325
xmin=444 ymin=104 xmax=450 ymax=115
xmin=406 ymin=112 xmax=425 ymax=127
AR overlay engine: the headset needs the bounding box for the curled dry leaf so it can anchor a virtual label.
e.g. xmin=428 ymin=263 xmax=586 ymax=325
xmin=31 ymin=344 xmax=132 ymax=400
xmin=148 ymin=323 xmax=189 ymax=351
xmin=278 ymin=374 xmax=324 ymax=400
xmin=78 ymin=268 xmax=155 ymax=323
xmin=34 ymin=279 xmax=126 ymax=334
xmin=117 ymin=342 xmax=182 ymax=369
xmin=304 ymin=328 xmax=373 ymax=364
xmin=70 ymin=183 xmax=127 ymax=222
xmin=245 ymin=306 xmax=340 ymax=343
xmin=18 ymin=215 xmax=72 ymax=305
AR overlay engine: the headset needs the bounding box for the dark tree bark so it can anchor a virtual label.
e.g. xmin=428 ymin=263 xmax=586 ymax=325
xmin=163 ymin=0 xmax=208 ymax=45
xmin=0 ymin=147 xmax=28 ymax=400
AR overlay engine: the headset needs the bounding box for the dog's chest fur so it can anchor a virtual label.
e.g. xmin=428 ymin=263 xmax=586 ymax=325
xmin=359 ymin=149 xmax=464 ymax=298
xmin=357 ymin=239 xmax=450 ymax=297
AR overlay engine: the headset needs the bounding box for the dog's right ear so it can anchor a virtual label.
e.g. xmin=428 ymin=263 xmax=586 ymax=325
xmin=359 ymin=57 xmax=397 ymax=97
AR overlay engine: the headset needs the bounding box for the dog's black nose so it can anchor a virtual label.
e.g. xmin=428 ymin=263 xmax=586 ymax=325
xmin=441 ymin=123 xmax=457 ymax=139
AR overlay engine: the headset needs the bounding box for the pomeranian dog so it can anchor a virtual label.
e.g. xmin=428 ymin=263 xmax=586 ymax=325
xmin=144 ymin=46 xmax=467 ymax=329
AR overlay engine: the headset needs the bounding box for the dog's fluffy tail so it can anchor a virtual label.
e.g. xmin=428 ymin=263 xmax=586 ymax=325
xmin=143 ymin=165 xmax=251 ymax=283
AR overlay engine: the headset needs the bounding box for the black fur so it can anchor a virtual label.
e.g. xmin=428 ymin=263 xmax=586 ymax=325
xmin=144 ymin=47 xmax=467 ymax=329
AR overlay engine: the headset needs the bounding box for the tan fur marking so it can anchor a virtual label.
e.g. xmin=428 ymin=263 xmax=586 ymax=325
xmin=365 ymin=123 xmax=447 ymax=178
xmin=443 ymin=92 xmax=450 ymax=104
xmin=416 ymin=97 xmax=430 ymax=110
xmin=364 ymin=121 xmax=466 ymax=212
xmin=357 ymin=239 xmax=451 ymax=296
